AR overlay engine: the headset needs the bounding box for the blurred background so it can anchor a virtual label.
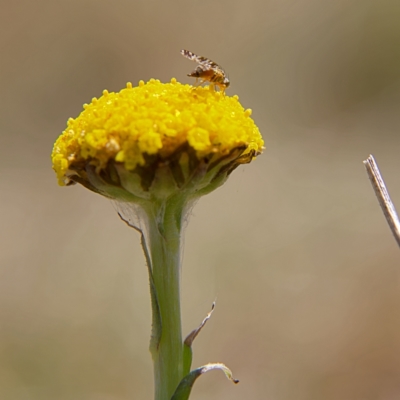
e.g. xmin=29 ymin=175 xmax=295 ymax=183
xmin=1 ymin=0 xmax=400 ymax=399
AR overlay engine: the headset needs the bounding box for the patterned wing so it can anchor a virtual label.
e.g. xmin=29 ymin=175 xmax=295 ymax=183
xmin=180 ymin=49 xmax=219 ymax=70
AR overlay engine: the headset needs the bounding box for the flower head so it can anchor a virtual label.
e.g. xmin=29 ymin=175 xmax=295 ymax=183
xmin=51 ymin=78 xmax=263 ymax=203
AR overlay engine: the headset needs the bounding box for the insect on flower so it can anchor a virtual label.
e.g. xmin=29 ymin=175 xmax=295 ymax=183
xmin=181 ymin=49 xmax=230 ymax=92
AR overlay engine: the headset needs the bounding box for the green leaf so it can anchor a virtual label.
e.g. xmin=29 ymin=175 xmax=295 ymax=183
xmin=170 ymin=363 xmax=239 ymax=400
xmin=183 ymin=302 xmax=215 ymax=375
xmin=182 ymin=343 xmax=193 ymax=379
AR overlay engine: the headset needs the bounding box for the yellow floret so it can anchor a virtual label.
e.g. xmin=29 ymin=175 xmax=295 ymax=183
xmin=51 ymin=78 xmax=264 ymax=186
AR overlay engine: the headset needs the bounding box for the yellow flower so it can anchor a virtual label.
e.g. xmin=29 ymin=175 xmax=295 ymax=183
xmin=51 ymin=78 xmax=263 ymax=397
xmin=51 ymin=78 xmax=263 ymax=201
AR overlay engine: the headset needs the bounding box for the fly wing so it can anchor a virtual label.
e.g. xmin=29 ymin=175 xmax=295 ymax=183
xmin=180 ymin=49 xmax=219 ymax=70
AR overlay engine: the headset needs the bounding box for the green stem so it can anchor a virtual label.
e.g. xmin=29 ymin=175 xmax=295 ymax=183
xmin=144 ymin=196 xmax=188 ymax=400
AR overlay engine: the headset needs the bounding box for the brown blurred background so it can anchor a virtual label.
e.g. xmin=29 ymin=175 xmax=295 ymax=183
xmin=1 ymin=0 xmax=400 ymax=399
